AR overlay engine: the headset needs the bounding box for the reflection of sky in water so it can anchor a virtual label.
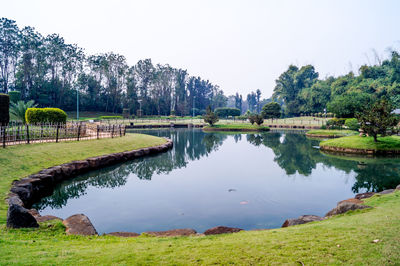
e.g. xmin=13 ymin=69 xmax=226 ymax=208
xmin=34 ymin=129 xmax=400 ymax=234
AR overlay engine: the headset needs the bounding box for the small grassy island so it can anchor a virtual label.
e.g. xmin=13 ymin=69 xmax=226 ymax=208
xmin=203 ymin=124 xmax=270 ymax=132
xmin=320 ymin=135 xmax=400 ymax=155
xmin=306 ymin=129 xmax=357 ymax=138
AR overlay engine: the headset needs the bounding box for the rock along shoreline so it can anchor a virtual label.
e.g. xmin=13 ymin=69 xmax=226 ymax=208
xmin=6 ymin=138 xmax=174 ymax=229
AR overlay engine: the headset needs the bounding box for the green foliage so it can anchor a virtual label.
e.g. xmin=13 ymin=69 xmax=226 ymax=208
xmin=248 ymin=114 xmax=256 ymax=125
xmin=99 ymin=116 xmax=123 ymax=120
xmin=262 ymin=102 xmax=281 ymax=120
xmin=345 ymin=118 xmax=360 ymax=131
xmin=356 ymin=99 xmax=399 ymax=142
xmin=203 ymin=106 xmax=219 ymax=126
xmin=9 ymin=100 xmax=37 ymax=124
xmin=253 ymin=114 xmax=264 ymax=125
xmin=122 ymin=108 xmax=130 ymax=118
xmin=214 ymin=107 xmax=240 ymax=117
xmin=327 ymin=92 xmax=372 ymax=118
xmin=326 ymin=118 xmax=346 ymax=129
xmin=25 ymin=108 xmax=67 ymax=124
xmin=0 ymin=93 xmax=10 ymax=125
xmin=8 ymin=91 xmax=21 ymax=103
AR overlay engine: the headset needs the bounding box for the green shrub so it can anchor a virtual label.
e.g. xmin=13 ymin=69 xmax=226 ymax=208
xmin=8 ymin=91 xmax=21 ymax=103
xmin=203 ymin=106 xmax=219 ymax=126
xmin=326 ymin=118 xmax=346 ymax=129
xmin=254 ymin=114 xmax=264 ymax=125
xmin=25 ymin=108 xmax=67 ymax=124
xmin=0 ymin=93 xmax=10 ymax=125
xmin=345 ymin=118 xmax=359 ymax=131
xmin=99 ymin=116 xmax=123 ymax=120
xmin=215 ymin=107 xmax=241 ymax=117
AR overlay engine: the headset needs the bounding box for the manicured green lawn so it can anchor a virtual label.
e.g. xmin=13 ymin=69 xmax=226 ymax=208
xmin=307 ymin=129 xmax=357 ymax=138
xmin=1 ymin=133 xmax=400 ymax=264
xmin=203 ymin=124 xmax=270 ymax=131
xmin=0 ymin=134 xmax=167 ymax=224
xmin=321 ymin=135 xmax=400 ymax=150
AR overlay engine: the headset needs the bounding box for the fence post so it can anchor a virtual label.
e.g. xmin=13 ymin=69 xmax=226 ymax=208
xmin=119 ymin=125 xmax=122 ymax=137
xmin=111 ymin=125 xmax=114 ymax=138
xmin=77 ymin=123 xmax=81 ymax=141
xmin=56 ymin=124 xmax=59 ymax=143
xmin=26 ymin=124 xmax=30 ymax=144
xmin=97 ymin=125 xmax=99 ymax=139
xmin=2 ymin=126 xmax=5 ymax=148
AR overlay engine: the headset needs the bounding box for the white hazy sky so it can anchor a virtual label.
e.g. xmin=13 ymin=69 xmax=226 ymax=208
xmin=1 ymin=0 xmax=399 ymax=97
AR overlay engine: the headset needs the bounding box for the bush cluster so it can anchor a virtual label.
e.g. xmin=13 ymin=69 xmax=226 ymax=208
xmin=344 ymin=118 xmax=360 ymax=131
xmin=0 ymin=93 xmax=10 ymax=125
xmin=326 ymin=118 xmax=346 ymax=129
xmin=99 ymin=116 xmax=123 ymax=120
xmin=214 ymin=107 xmax=241 ymax=117
xmin=25 ymin=108 xmax=67 ymax=124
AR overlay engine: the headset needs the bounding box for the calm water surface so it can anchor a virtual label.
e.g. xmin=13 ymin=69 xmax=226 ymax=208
xmin=34 ymin=129 xmax=400 ymax=234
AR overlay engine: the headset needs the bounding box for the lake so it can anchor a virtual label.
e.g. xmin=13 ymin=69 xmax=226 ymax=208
xmin=33 ymin=129 xmax=400 ymax=234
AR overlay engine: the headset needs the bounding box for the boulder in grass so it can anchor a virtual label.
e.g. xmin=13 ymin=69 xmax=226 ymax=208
xmin=107 ymin=232 xmax=140 ymax=237
xmin=7 ymin=204 xmax=39 ymax=228
xmin=325 ymin=202 xmax=371 ymax=217
xmin=281 ymin=215 xmax=324 ymax=228
xmin=379 ymin=189 xmax=394 ymax=195
xmin=144 ymin=228 xmax=197 ymax=237
xmin=355 ymin=192 xmax=375 ymax=200
xmin=204 ymin=226 xmax=243 ymax=235
xmin=396 ymin=184 xmax=400 ymax=190
xmin=36 ymin=215 xmax=63 ymax=223
xmin=63 ymin=214 xmax=98 ymax=236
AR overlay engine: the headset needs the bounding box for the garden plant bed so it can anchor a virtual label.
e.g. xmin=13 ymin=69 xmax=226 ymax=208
xmin=320 ymin=135 xmax=400 ymax=155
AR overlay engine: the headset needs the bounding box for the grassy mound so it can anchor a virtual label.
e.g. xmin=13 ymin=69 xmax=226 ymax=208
xmin=0 ymin=134 xmax=167 ymax=223
xmin=320 ymin=135 xmax=400 ymax=151
xmin=306 ymin=129 xmax=357 ymax=138
xmin=203 ymin=124 xmax=270 ymax=132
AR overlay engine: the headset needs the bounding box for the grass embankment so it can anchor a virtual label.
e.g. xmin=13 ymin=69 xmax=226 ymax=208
xmin=321 ymin=135 xmax=400 ymax=153
xmin=1 ymin=192 xmax=399 ymax=264
xmin=306 ymin=129 xmax=357 ymax=138
xmin=203 ymin=124 xmax=270 ymax=132
xmin=0 ymin=134 xmax=167 ymax=224
xmin=1 ymin=133 xmax=400 ymax=263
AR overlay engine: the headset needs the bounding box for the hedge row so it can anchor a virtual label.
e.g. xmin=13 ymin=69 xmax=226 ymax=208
xmin=214 ymin=107 xmax=241 ymax=117
xmin=0 ymin=93 xmax=10 ymax=125
xmin=25 ymin=108 xmax=67 ymax=124
xmin=99 ymin=116 xmax=123 ymax=120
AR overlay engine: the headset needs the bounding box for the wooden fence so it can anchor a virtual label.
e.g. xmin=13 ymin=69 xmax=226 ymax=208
xmin=0 ymin=122 xmax=126 ymax=148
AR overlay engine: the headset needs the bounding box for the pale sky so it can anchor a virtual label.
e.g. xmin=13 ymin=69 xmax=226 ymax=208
xmin=1 ymin=0 xmax=399 ymax=98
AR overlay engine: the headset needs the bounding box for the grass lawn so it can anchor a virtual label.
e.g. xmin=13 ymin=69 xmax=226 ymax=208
xmin=307 ymin=129 xmax=357 ymax=138
xmin=203 ymin=124 xmax=270 ymax=132
xmin=321 ymin=135 xmax=400 ymax=151
xmin=0 ymin=134 xmax=167 ymax=224
xmin=1 ymin=132 xmax=400 ymax=264
xmin=0 ymin=192 xmax=399 ymax=264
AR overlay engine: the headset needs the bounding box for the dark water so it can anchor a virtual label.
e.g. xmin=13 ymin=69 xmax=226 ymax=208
xmin=34 ymin=129 xmax=400 ymax=234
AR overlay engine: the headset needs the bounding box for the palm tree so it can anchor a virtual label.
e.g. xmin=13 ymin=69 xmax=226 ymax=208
xmin=9 ymin=100 xmax=37 ymax=124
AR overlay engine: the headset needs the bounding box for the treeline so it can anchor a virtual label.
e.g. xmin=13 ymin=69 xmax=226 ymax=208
xmin=0 ymin=18 xmax=227 ymax=115
xmin=272 ymin=52 xmax=400 ymax=117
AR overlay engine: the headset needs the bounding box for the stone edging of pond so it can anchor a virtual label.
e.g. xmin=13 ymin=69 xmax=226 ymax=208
xmin=305 ymin=133 xmax=338 ymax=139
xmin=320 ymin=145 xmax=400 ymax=155
xmin=6 ymin=138 xmax=173 ymax=229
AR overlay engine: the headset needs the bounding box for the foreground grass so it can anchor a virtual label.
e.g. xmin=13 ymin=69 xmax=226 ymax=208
xmin=203 ymin=124 xmax=270 ymax=132
xmin=306 ymin=129 xmax=357 ymax=138
xmin=1 ymin=132 xmax=400 ymax=264
xmin=321 ymin=135 xmax=400 ymax=151
xmin=0 ymin=134 xmax=167 ymax=224
xmin=0 ymin=192 xmax=399 ymax=264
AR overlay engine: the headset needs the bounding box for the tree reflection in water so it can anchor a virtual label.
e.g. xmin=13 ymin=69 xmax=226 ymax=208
xmin=34 ymin=129 xmax=400 ymax=210
xmin=246 ymin=131 xmax=400 ymax=193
